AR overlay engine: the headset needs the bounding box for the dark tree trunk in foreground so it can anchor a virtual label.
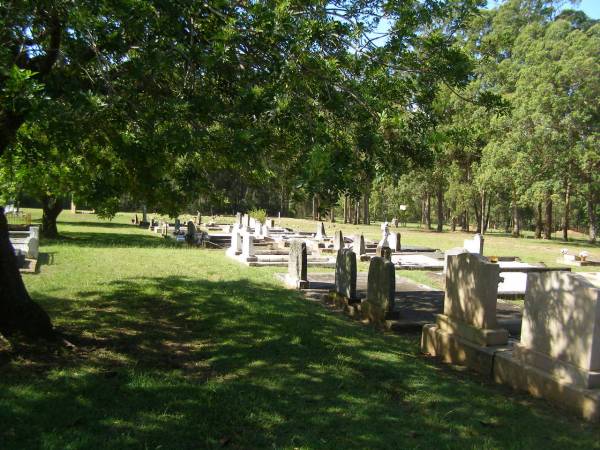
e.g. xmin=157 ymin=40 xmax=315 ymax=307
xmin=436 ymin=186 xmax=444 ymax=232
xmin=544 ymin=196 xmax=553 ymax=240
xmin=0 ymin=207 xmax=54 ymax=338
xmin=42 ymin=195 xmax=63 ymax=238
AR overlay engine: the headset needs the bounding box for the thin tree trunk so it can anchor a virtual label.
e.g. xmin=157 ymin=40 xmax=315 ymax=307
xmin=0 ymin=207 xmax=54 ymax=338
xmin=484 ymin=195 xmax=491 ymax=233
xmin=474 ymin=201 xmax=481 ymax=234
xmin=330 ymin=207 xmax=335 ymax=223
xmin=343 ymin=195 xmax=348 ymax=224
xmin=512 ymin=200 xmax=520 ymax=237
xmin=363 ymin=190 xmax=370 ymax=225
xmin=544 ymin=195 xmax=553 ymax=240
xmin=312 ymin=194 xmax=316 ymax=220
xmin=535 ymin=202 xmax=543 ymax=239
xmin=41 ymin=196 xmax=63 ymax=238
xmin=588 ymin=187 xmax=597 ymax=243
xmin=425 ymin=192 xmax=432 ymax=230
xmin=562 ymin=182 xmax=571 ymax=241
xmin=480 ymin=191 xmax=486 ymax=234
xmin=436 ymin=185 xmax=444 ymax=232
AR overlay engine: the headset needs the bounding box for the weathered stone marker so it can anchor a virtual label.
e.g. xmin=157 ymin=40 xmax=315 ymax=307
xmin=242 ymin=234 xmax=257 ymax=262
xmin=363 ymin=256 xmax=396 ymax=326
xmin=334 ymin=230 xmax=344 ymax=250
xmin=242 ymin=214 xmax=251 ymax=228
xmin=236 ymin=212 xmax=242 ymax=226
xmin=315 ymin=221 xmax=326 ymax=240
xmin=375 ymin=245 xmax=392 ymax=261
xmin=285 ymin=240 xmax=308 ymax=288
xmin=335 ymin=248 xmax=358 ymax=302
xmin=353 ymin=234 xmax=365 ymax=256
xmin=492 ymin=271 xmax=600 ymax=421
xmin=388 ymin=232 xmax=401 ymax=252
xmin=227 ymin=226 xmax=243 ymax=256
xmin=421 ymin=252 xmax=508 ymax=375
xmin=185 ymin=221 xmax=196 ymax=244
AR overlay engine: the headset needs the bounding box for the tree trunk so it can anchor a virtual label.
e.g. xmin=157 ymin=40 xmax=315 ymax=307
xmin=451 ymin=216 xmax=456 ymax=232
xmin=588 ymin=187 xmax=597 ymax=243
xmin=312 ymin=194 xmax=317 ymax=220
xmin=0 ymin=207 xmax=54 ymax=338
xmin=330 ymin=207 xmax=335 ymax=223
xmin=484 ymin=195 xmax=491 ymax=233
xmin=343 ymin=195 xmax=348 ymax=224
xmin=363 ymin=191 xmax=370 ymax=225
xmin=544 ymin=195 xmax=553 ymax=240
xmin=474 ymin=201 xmax=481 ymax=234
xmin=535 ymin=202 xmax=543 ymax=239
xmin=512 ymin=201 xmax=520 ymax=237
xmin=436 ymin=185 xmax=444 ymax=232
xmin=424 ymin=192 xmax=432 ymax=230
xmin=480 ymin=191 xmax=486 ymax=234
xmin=41 ymin=195 xmax=63 ymax=239
xmin=562 ymin=182 xmax=570 ymax=241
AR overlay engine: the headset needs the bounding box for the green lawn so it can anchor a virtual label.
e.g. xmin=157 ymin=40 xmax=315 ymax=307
xmin=1 ymin=211 xmax=599 ymax=449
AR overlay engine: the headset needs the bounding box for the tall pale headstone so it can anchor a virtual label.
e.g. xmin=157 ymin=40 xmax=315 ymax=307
xmin=315 ymin=221 xmax=326 ymax=240
xmin=353 ymin=234 xmax=366 ymax=256
xmin=242 ymin=234 xmax=257 ymax=262
xmin=236 ymin=212 xmax=242 ymax=226
xmin=439 ymin=252 xmax=508 ymax=346
xmin=464 ymin=233 xmax=484 ymax=255
xmin=335 ymin=249 xmax=358 ymax=302
xmin=363 ymin=256 xmax=396 ymax=326
xmin=286 ymin=240 xmax=308 ymax=288
xmin=334 ymin=230 xmax=344 ymax=250
xmin=227 ymin=225 xmax=242 ymax=256
xmin=514 ymin=272 xmax=600 ymax=388
xmin=388 ymin=232 xmax=401 ymax=252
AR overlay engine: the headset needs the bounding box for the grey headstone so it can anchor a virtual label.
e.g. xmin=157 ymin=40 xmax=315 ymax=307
xmin=335 ymin=248 xmax=357 ymax=300
xmin=376 ymin=245 xmax=392 ymax=261
xmin=364 ymin=256 xmax=396 ymax=325
xmin=236 ymin=212 xmax=242 ymax=226
xmin=334 ymin=230 xmax=344 ymax=250
xmin=287 ymin=240 xmax=308 ymax=288
xmin=185 ymin=221 xmax=196 ymax=243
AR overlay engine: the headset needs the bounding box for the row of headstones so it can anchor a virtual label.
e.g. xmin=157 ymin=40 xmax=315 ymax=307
xmin=317 ymin=226 xmax=401 ymax=254
xmin=287 ymin=241 xmax=396 ymax=325
xmin=235 ymin=212 xmax=275 ymax=230
xmin=439 ymin=250 xmax=600 ymax=391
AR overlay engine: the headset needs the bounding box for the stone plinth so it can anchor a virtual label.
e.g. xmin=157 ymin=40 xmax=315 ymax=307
xmin=334 ymin=249 xmax=358 ymax=302
xmin=362 ymin=256 xmax=396 ymax=327
xmin=285 ymin=240 xmax=308 ymax=288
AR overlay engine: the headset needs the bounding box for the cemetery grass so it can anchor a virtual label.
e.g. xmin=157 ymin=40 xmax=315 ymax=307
xmin=0 ymin=213 xmax=599 ymax=448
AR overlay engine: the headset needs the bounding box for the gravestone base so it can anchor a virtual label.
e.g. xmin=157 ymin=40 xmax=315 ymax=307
xmin=421 ymin=323 xmax=513 ymax=376
xmin=361 ymin=302 xmax=401 ymax=329
xmin=283 ymin=274 xmax=309 ymax=289
xmin=512 ymin=344 xmax=600 ymax=388
xmin=494 ymin=350 xmax=600 ymax=422
xmin=436 ymin=314 xmax=509 ymax=347
xmin=244 ymin=255 xmax=258 ymax=263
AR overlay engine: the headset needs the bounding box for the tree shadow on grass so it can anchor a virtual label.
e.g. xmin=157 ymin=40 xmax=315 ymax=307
xmin=1 ymin=276 xmax=599 ymax=449
xmin=44 ymin=231 xmax=183 ymax=249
